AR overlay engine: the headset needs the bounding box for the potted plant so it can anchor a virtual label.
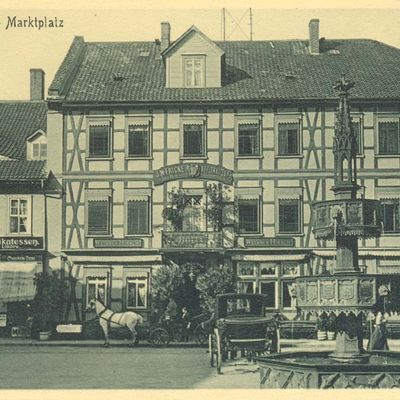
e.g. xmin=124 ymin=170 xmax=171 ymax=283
xmin=162 ymin=188 xmax=187 ymax=231
xmin=326 ymin=315 xmax=337 ymax=340
xmin=32 ymin=271 xmax=64 ymax=340
xmin=316 ymin=315 xmax=328 ymax=340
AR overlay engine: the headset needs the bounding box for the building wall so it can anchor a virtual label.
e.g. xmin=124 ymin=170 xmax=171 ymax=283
xmin=46 ymin=104 xmax=400 ymax=315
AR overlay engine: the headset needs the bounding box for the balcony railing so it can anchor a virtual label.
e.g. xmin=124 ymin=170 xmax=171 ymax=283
xmin=161 ymin=231 xmax=224 ymax=249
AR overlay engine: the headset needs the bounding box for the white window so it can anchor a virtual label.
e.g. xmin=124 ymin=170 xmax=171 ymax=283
xmin=9 ymin=198 xmax=31 ymax=234
xmin=126 ymin=276 xmax=148 ymax=309
xmin=32 ymin=143 xmax=47 ymax=160
xmin=184 ymin=57 xmax=204 ymax=87
xmin=86 ymin=277 xmax=108 ymax=307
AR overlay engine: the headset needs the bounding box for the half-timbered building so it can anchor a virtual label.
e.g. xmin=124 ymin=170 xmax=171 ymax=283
xmin=46 ymin=20 xmax=400 ymax=320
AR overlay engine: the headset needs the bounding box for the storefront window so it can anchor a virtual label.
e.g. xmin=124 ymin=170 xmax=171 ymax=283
xmin=238 ymin=262 xmax=256 ymax=277
xmin=260 ymin=263 xmax=277 ymax=276
xmin=260 ymin=281 xmax=276 ymax=308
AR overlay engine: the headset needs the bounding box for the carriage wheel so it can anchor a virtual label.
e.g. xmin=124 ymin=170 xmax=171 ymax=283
xmin=194 ymin=325 xmax=208 ymax=346
xmin=209 ymin=334 xmax=215 ymax=367
xmin=149 ymin=328 xmax=170 ymax=347
xmin=214 ymin=328 xmax=222 ymax=374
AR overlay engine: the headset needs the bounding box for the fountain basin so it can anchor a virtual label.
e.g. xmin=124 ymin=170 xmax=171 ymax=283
xmin=256 ymin=351 xmax=400 ymax=388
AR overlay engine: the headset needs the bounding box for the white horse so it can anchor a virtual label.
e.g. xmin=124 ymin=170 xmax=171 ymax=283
xmin=88 ymin=298 xmax=143 ymax=347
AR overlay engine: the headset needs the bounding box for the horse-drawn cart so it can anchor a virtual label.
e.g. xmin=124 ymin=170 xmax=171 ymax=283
xmin=207 ymin=293 xmax=278 ymax=374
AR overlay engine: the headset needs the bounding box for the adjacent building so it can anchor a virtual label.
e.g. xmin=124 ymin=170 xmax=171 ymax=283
xmin=45 ymin=20 xmax=400 ymax=320
xmin=0 ymin=70 xmax=50 ymax=334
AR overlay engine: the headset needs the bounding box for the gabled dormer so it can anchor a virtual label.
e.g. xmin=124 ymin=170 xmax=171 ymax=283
xmin=161 ymin=23 xmax=225 ymax=88
xmin=26 ymin=129 xmax=47 ymax=161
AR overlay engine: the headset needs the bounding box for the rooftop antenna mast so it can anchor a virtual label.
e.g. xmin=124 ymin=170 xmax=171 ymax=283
xmin=221 ymin=8 xmax=253 ymax=41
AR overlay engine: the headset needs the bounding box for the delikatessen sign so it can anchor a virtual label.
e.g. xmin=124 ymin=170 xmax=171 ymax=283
xmin=154 ymin=163 xmax=233 ymax=185
xmin=0 ymin=237 xmax=44 ymax=250
xmin=244 ymin=237 xmax=295 ymax=247
xmin=94 ymin=238 xmax=143 ymax=248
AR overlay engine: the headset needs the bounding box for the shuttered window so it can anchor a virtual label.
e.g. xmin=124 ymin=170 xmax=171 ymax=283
xmin=278 ymin=199 xmax=300 ymax=234
xmin=89 ymin=125 xmax=110 ymax=158
xmin=87 ymin=200 xmax=110 ymax=235
xmin=379 ymin=122 xmax=400 ymax=155
xmin=128 ymin=124 xmax=150 ymax=157
xmin=238 ymin=123 xmax=260 ymax=156
xmin=127 ymin=199 xmax=149 ymax=235
xmin=183 ymin=123 xmax=204 ymax=157
xmin=278 ymin=123 xmax=300 ymax=155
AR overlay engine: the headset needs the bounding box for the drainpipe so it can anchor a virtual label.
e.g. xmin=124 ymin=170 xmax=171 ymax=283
xmin=41 ymin=179 xmax=49 ymax=274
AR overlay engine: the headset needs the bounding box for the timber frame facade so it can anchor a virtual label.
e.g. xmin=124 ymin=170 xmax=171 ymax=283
xmin=46 ymin=21 xmax=400 ymax=321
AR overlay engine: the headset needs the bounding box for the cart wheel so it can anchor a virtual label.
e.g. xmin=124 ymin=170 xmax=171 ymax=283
xmin=149 ymin=328 xmax=170 ymax=347
xmin=214 ymin=328 xmax=222 ymax=374
xmin=194 ymin=325 xmax=208 ymax=345
xmin=209 ymin=334 xmax=215 ymax=367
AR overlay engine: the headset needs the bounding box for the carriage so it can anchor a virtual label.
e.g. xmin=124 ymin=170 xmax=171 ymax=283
xmin=207 ymin=293 xmax=278 ymax=374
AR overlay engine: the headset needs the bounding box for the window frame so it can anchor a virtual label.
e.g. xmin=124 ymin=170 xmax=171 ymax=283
xmin=124 ymin=189 xmax=152 ymax=237
xmin=274 ymin=114 xmax=303 ymax=158
xmin=8 ymin=196 xmax=32 ymax=235
xmin=259 ymin=280 xmax=278 ymax=310
xmin=235 ymin=116 xmax=262 ymax=158
xmin=278 ymin=198 xmax=302 ymax=235
xmin=125 ymin=117 xmax=153 ymax=159
xmin=182 ymin=55 xmax=206 ymax=88
xmin=86 ymin=118 xmax=113 ymax=160
xmin=180 ymin=116 xmax=207 ymax=159
xmin=380 ymin=199 xmax=400 ymax=234
xmin=126 ymin=275 xmax=149 ymax=309
xmin=85 ymin=189 xmax=113 ymax=237
xmin=376 ymin=115 xmax=400 ymax=156
xmin=237 ymin=198 xmax=261 ymax=235
xmin=86 ymin=276 xmax=108 ymax=307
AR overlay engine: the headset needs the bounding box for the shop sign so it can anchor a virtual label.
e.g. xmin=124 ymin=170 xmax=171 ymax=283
xmin=0 ymin=254 xmax=42 ymax=262
xmin=56 ymin=324 xmax=82 ymax=333
xmin=94 ymin=238 xmax=143 ymax=248
xmin=0 ymin=314 xmax=6 ymax=327
xmin=0 ymin=237 xmax=44 ymax=250
xmin=244 ymin=237 xmax=295 ymax=247
xmin=154 ymin=163 xmax=233 ymax=186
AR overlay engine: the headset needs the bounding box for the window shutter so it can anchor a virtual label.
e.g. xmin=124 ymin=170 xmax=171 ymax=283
xmin=127 ymin=200 xmax=148 ymax=235
xmin=88 ymin=200 xmax=109 ymax=235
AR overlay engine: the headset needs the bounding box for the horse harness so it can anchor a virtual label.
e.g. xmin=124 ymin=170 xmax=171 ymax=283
xmin=98 ymin=308 xmax=125 ymax=328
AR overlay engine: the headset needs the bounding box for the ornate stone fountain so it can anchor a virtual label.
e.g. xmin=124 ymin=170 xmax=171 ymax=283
xmin=256 ymin=77 xmax=400 ymax=389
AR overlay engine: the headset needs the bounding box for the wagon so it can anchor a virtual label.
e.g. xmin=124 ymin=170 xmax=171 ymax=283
xmin=207 ymin=293 xmax=278 ymax=374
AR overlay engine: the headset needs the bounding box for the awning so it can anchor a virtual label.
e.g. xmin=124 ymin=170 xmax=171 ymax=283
xmin=66 ymin=254 xmax=162 ymax=263
xmin=313 ymin=249 xmax=400 ymax=258
xmin=232 ymin=254 xmax=307 ymax=262
xmin=0 ymin=263 xmax=40 ymax=303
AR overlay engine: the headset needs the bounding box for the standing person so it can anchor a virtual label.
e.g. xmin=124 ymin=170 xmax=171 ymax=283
xmin=367 ymin=310 xmax=389 ymax=351
xmin=181 ymin=307 xmax=191 ymax=342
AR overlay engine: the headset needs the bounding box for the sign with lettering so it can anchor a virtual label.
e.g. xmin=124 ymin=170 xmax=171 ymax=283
xmin=94 ymin=238 xmax=143 ymax=248
xmin=0 ymin=254 xmax=42 ymax=262
xmin=0 ymin=314 xmax=6 ymax=327
xmin=56 ymin=324 xmax=82 ymax=334
xmin=154 ymin=163 xmax=233 ymax=186
xmin=244 ymin=237 xmax=295 ymax=247
xmin=0 ymin=237 xmax=44 ymax=250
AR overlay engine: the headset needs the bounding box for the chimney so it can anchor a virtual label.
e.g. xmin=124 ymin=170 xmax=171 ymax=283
xmin=30 ymin=68 xmax=45 ymax=100
xmin=161 ymin=22 xmax=171 ymax=52
xmin=308 ymin=19 xmax=320 ymax=55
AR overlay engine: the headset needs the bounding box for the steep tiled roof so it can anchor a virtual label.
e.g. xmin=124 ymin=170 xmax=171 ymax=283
xmin=51 ymin=38 xmax=400 ymax=103
xmin=0 ymin=160 xmax=46 ymax=180
xmin=0 ymin=102 xmax=47 ymax=159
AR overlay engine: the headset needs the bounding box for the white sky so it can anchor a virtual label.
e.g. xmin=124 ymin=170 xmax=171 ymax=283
xmin=0 ymin=3 xmax=399 ymax=100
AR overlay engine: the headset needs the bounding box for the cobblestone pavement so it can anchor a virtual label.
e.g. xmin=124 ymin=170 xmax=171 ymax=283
xmin=0 ymin=338 xmax=400 ymax=389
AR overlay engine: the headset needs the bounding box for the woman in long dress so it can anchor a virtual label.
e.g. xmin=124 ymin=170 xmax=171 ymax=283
xmin=367 ymin=310 xmax=389 ymax=351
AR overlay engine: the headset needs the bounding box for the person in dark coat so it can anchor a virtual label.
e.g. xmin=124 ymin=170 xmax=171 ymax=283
xmin=367 ymin=310 xmax=389 ymax=351
xmin=181 ymin=307 xmax=191 ymax=342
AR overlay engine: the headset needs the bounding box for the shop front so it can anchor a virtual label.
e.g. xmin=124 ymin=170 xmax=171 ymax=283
xmin=0 ymin=237 xmax=44 ymax=337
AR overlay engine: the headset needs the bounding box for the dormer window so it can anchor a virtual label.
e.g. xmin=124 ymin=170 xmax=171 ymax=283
xmin=26 ymin=129 xmax=47 ymax=161
xmin=184 ymin=56 xmax=204 ymax=87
